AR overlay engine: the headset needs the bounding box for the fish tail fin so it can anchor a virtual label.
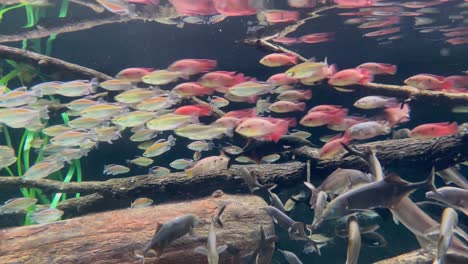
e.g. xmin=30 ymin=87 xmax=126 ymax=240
xmin=217 ymin=245 xmax=228 ymax=254
xmin=303 ymin=89 xmax=313 ymax=100
xmin=287 ymin=53 xmax=298 ymax=64
xmin=328 ymin=64 xmax=337 ymax=76
xmin=440 ymin=79 xmax=454 ymax=91
xmin=296 ymin=102 xmax=306 ymax=112
xmin=387 ymin=64 xmax=398 ymax=75
xmin=447 ymin=122 xmax=458 ymax=134
xmin=270 ymin=120 xmax=289 ymax=142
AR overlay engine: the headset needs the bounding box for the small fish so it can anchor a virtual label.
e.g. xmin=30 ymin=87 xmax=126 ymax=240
xmin=127 ymin=156 xmax=154 ymax=167
xmin=168 ymin=59 xmax=217 ymax=77
xmin=208 ymin=96 xmax=230 ymax=108
xmin=143 ymin=135 xmax=176 ymax=157
xmin=173 ymin=82 xmax=214 ymax=97
xmin=278 ymin=249 xmax=303 ymax=264
xmin=112 ymin=111 xmax=156 ymax=128
xmin=22 ymin=158 xmax=65 ymax=180
xmin=170 ymin=159 xmax=194 ymax=170
xmin=267 ymin=185 xmax=286 ymax=213
xmin=51 ymin=130 xmax=97 ymax=147
xmin=353 ymin=96 xmax=398 ymax=109
xmin=103 ymin=164 xmax=130 ymax=176
xmin=194 ymin=221 xmax=228 ymax=264
xmin=223 ymin=145 xmax=243 ymax=155
xmin=356 ymin=62 xmax=397 ymax=75
xmin=268 ymin=74 xmax=298 ymax=86
xmin=344 ymin=121 xmax=391 ymax=141
xmin=136 ymin=96 xmax=177 ymax=112
xmin=146 ymin=114 xmax=196 ymax=131
xmin=277 ymin=90 xmax=312 ymax=102
xmin=175 ymin=124 xmax=227 ymax=140
xmin=268 ymin=101 xmax=305 ymax=113
xmin=131 ymin=198 xmax=154 ymax=208
xmin=186 ymin=156 xmax=229 ymax=178
xmin=284 ymin=191 xmax=307 ymax=212
xmin=346 ymin=215 xmax=362 ymax=264
xmin=137 ymin=214 xmax=199 ymax=259
xmin=148 ymin=166 xmax=171 ymax=177
xmin=30 ymin=208 xmax=64 ymax=224
xmin=404 ymin=74 xmax=452 ymax=90
xmin=114 ymin=88 xmax=156 ymax=104
xmin=328 ymin=69 xmax=373 ymax=86
xmin=142 ymin=70 xmax=185 ymax=85
xmin=99 ymin=79 xmax=133 ymax=91
xmin=436 ymin=167 xmax=468 ymax=189
xmin=175 ymin=105 xmax=212 ymax=117
xmin=130 ymin=128 xmax=159 ymax=142
xmin=115 ymin=67 xmax=154 ymax=82
xmin=300 ymin=108 xmax=348 ymax=127
xmin=261 ymin=154 xmax=281 ymax=163
xmin=235 ymin=118 xmax=289 ymax=142
xmin=310 ymin=191 xmax=328 ymax=229
xmin=426 ymin=187 xmax=468 ymax=216
xmin=410 ymin=122 xmax=458 ymax=138
xmin=187 ymin=141 xmax=213 ymax=152
xmin=235 ymin=156 xmax=256 ymax=164
xmin=289 ymin=130 xmax=312 ymax=139
xmin=55 ymin=79 xmax=98 ymax=97
xmin=285 ymin=61 xmax=329 ymax=79
xmin=69 ymin=117 xmax=103 ymax=129
xmin=0 ymin=198 xmax=37 ymax=213
xmin=228 ymin=81 xmax=274 ymax=97
xmin=260 ymin=53 xmax=298 ymax=67
xmin=80 ymin=103 xmax=126 ymax=120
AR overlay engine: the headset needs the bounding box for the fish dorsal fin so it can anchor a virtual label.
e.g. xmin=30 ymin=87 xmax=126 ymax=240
xmin=384 ymin=173 xmax=406 ymax=184
xmin=194 ymin=246 xmax=208 ymax=256
xmin=304 ymin=181 xmax=316 ymax=190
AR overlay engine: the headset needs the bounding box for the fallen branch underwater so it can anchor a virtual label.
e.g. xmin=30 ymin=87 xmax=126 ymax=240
xmin=0 ymin=133 xmax=466 ymax=218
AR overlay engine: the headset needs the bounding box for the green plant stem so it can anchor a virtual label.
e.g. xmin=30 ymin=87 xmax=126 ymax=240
xmin=0 ymin=4 xmax=26 ymax=23
xmin=22 ymin=131 xmax=35 ymax=170
xmin=50 ymin=163 xmax=75 ymax=208
xmin=24 ymin=5 xmax=36 ymax=28
xmin=16 ymin=131 xmax=28 ymax=176
xmin=0 ymin=70 xmax=18 ymax=85
xmin=45 ymin=0 xmax=70 ymax=56
xmin=74 ymin=159 xmax=82 ymax=198
xmin=2 ymin=126 xmax=13 ymax=148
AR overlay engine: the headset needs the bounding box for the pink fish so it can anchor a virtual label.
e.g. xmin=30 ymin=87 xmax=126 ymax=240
xmin=319 ymin=134 xmax=350 ymax=159
xmin=174 ymin=105 xmax=212 ymax=117
xmin=263 ymin=10 xmax=300 ymax=23
xmin=334 ymin=0 xmax=380 ymax=8
xmin=115 ymin=67 xmax=154 ymax=82
xmin=271 ymin=37 xmax=300 ymax=45
xmin=328 ymin=68 xmax=373 ymax=86
xmin=308 ymin=105 xmax=343 ymax=113
xmin=168 ymin=59 xmax=217 ymax=76
xmin=364 ymin=27 xmax=401 ymax=37
xmin=288 ymin=0 xmax=317 ymax=8
xmin=327 ymin=116 xmax=367 ymax=131
xmin=277 ymin=90 xmax=312 ymax=101
xmin=127 ymin=0 xmax=159 ymax=5
xmin=198 ymin=71 xmax=250 ymax=92
xmin=300 ymin=108 xmax=348 ymax=127
xmin=267 ymin=73 xmax=299 ymax=85
xmin=212 ymin=0 xmax=258 ymax=16
xmin=357 ymin=62 xmax=397 ymax=75
xmin=224 ymin=108 xmax=256 ymax=119
xmin=213 ymin=116 xmax=242 ymax=131
xmin=444 ymin=76 xmax=468 ymax=91
xmin=404 ymin=74 xmax=452 ymax=90
xmin=235 ymin=118 xmax=289 ymax=142
xmin=260 ymin=53 xmax=298 ymax=67
xmin=169 ymin=0 xmax=217 ymax=15
xmin=447 ymin=37 xmax=468 ymax=45
xmin=173 ymin=82 xmax=214 ymax=97
xmin=268 ymin=101 xmax=306 ymax=113
xmin=299 ymin=33 xmax=335 ymax=44
xmin=410 ymin=122 xmax=458 ymax=138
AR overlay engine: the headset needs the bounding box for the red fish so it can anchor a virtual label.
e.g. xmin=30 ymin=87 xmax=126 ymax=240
xmin=115 ymin=67 xmax=154 ymax=82
xmin=263 ymin=10 xmax=300 ymax=23
xmin=260 ymin=53 xmax=298 ymax=67
xmin=198 ymin=71 xmax=250 ymax=92
xmin=328 ymin=68 xmax=373 ymax=86
xmin=299 ymin=33 xmax=335 ymax=44
xmin=300 ymin=108 xmax=348 ymax=127
xmin=319 ymin=134 xmax=350 ymax=159
xmin=410 ymin=122 xmax=458 ymax=138
xmin=173 ymin=82 xmax=214 ymax=97
xmin=357 ymin=62 xmax=397 ymax=75
xmin=383 ymin=104 xmax=410 ymax=127
xmin=169 ymin=0 xmax=217 ymax=15
xmin=308 ymin=105 xmax=343 ymax=113
xmin=212 ymin=0 xmax=258 ymax=16
xmin=444 ymin=75 xmax=468 ymax=91
xmin=174 ymin=105 xmax=212 ymax=117
xmin=168 ymin=59 xmax=217 ymax=76
xmin=267 ymin=73 xmax=299 ymax=85
xmin=335 ymin=0 xmax=380 ymax=8
xmin=224 ymin=108 xmax=257 ymax=119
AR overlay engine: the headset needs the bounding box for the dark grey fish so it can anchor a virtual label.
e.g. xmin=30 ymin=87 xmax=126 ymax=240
xmin=361 ymin=231 xmax=387 ymax=248
xmin=213 ymin=204 xmax=227 ymax=228
xmin=426 ymin=187 xmax=468 ymax=216
xmin=305 ymin=168 xmax=373 ymax=208
xmin=313 ymin=171 xmax=436 ymax=230
xmin=138 ymin=214 xmax=199 ymax=259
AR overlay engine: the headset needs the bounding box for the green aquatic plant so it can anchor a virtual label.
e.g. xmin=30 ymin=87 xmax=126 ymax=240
xmin=0 ymin=3 xmax=26 ymax=23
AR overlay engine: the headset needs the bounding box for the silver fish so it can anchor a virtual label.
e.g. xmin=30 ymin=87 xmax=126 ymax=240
xmin=434 ymin=208 xmax=458 ymax=264
xmin=426 ymin=187 xmax=468 ymax=216
xmin=193 ymin=221 xmax=228 ymax=264
xmin=346 ymin=215 xmax=361 ymax=264
xmin=278 ymin=249 xmax=303 ymax=264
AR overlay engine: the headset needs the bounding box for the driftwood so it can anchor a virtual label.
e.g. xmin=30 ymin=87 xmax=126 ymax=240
xmin=375 ymin=250 xmax=434 ymax=264
xmin=0 ymin=44 xmax=113 ymax=80
xmin=292 ymin=132 xmax=468 ymax=174
xmin=0 ymin=193 xmax=275 ymax=264
xmin=0 ymin=133 xmax=466 ymax=219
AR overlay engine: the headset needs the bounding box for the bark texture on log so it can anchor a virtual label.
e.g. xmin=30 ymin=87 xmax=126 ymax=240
xmin=0 ymin=45 xmax=113 ymax=80
xmin=0 ymin=194 xmax=274 ymax=264
xmin=374 ymin=250 xmax=433 ymax=264
xmin=292 ymin=132 xmax=468 ymax=174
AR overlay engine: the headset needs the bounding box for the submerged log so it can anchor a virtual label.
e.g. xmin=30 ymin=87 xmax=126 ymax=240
xmin=375 ymin=249 xmax=434 ymax=264
xmin=0 ymin=193 xmax=275 ymax=264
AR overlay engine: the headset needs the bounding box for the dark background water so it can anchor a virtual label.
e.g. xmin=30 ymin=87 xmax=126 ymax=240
xmin=1 ymin=2 xmax=468 ymax=263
